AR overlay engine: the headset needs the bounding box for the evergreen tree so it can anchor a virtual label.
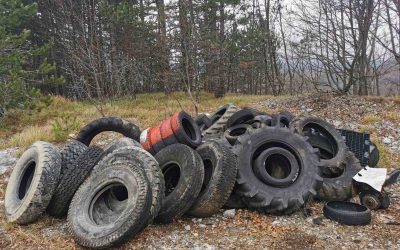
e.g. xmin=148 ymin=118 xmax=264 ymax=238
xmin=0 ymin=0 xmax=62 ymax=119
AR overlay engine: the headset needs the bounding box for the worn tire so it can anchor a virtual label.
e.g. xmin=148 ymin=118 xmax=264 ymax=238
xmin=317 ymin=152 xmax=362 ymax=201
xmin=379 ymin=191 xmax=390 ymax=209
xmin=47 ymin=145 xmax=104 ymax=217
xmin=224 ymin=124 xmax=252 ymax=145
xmin=323 ymin=201 xmax=371 ymax=226
xmin=59 ymin=140 xmax=88 ymax=180
xmin=290 ymin=116 xmax=347 ymax=172
xmin=155 ymin=144 xmax=204 ymax=223
xmin=96 ymin=146 xmax=164 ymax=223
xmin=203 ymin=104 xmax=239 ymax=136
xmin=195 ymin=114 xmax=212 ymax=131
xmin=233 ymin=127 xmax=322 ymax=214
xmin=226 ymin=108 xmax=257 ymax=129
xmin=76 ymin=117 xmax=141 ymax=146
xmin=101 ymin=137 xmax=141 ymax=159
xmin=67 ymin=158 xmax=152 ymax=249
xmin=188 ymin=141 xmax=238 ymax=217
xmin=5 ymin=142 xmax=61 ymax=224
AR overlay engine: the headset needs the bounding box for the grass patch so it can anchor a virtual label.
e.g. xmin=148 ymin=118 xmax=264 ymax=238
xmin=0 ymin=92 xmax=282 ymax=149
xmin=361 ymin=115 xmax=379 ymax=125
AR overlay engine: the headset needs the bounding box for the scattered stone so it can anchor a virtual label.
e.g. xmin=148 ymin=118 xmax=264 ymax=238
xmin=383 ymin=137 xmax=392 ymax=144
xmin=198 ymin=224 xmax=206 ymax=228
xmin=223 ymin=209 xmax=236 ymax=218
xmin=272 ymin=220 xmax=280 ymax=225
xmin=312 ymin=217 xmax=324 ymax=225
xmin=184 ymin=225 xmax=191 ymax=231
xmin=0 ymin=150 xmax=17 ymax=176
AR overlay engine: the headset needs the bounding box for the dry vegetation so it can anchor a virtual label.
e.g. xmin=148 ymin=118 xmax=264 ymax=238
xmin=1 ymin=93 xmax=400 ymax=249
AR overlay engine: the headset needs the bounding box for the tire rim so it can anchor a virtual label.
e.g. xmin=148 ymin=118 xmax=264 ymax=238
xmin=253 ymin=147 xmax=299 ymax=187
xmin=162 ymin=162 xmax=181 ymax=196
xmin=89 ymin=182 xmax=129 ymax=226
xmin=362 ymin=194 xmax=380 ymax=210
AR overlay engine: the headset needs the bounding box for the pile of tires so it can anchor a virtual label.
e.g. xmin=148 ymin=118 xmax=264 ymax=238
xmin=4 ymin=106 xmax=380 ymax=248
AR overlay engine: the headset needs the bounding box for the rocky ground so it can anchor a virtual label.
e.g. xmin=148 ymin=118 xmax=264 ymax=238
xmin=0 ymin=94 xmax=399 ymax=249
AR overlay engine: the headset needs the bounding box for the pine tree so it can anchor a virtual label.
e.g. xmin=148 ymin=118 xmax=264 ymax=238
xmin=0 ymin=0 xmax=62 ymax=119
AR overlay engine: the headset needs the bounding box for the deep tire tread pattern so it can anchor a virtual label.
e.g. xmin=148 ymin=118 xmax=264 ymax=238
xmin=203 ymin=104 xmax=239 ymax=136
xmin=189 ymin=141 xmax=238 ymax=217
xmin=47 ymin=145 xmax=104 ymax=217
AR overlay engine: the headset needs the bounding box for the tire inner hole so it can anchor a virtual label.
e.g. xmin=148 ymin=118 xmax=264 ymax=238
xmin=201 ymin=159 xmax=213 ymax=193
xmin=182 ymin=118 xmax=196 ymax=140
xmin=303 ymin=124 xmax=338 ymax=157
xmin=230 ymin=127 xmax=247 ymax=137
xmin=91 ymin=183 xmax=129 ymax=225
xmin=265 ymin=154 xmax=292 ymax=179
xmin=163 ymin=163 xmax=181 ymax=196
xmin=18 ymin=161 xmax=36 ymax=200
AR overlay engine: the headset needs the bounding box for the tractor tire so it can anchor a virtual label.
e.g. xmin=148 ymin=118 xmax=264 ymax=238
xmin=203 ymin=104 xmax=239 ymax=136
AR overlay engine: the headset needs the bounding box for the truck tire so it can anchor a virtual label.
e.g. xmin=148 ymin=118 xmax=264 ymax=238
xmin=233 ymin=127 xmax=322 ymax=214
xmin=188 ymin=141 xmax=238 ymax=217
xmin=67 ymin=158 xmax=152 ymax=249
xmin=155 ymin=144 xmax=204 ymax=223
xmin=47 ymin=145 xmax=104 ymax=217
xmin=5 ymin=142 xmax=61 ymax=224
xmin=203 ymin=104 xmax=239 ymax=136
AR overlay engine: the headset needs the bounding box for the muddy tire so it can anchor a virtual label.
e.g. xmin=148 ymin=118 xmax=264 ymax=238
xmin=101 ymin=137 xmax=141 ymax=159
xmin=226 ymin=108 xmax=257 ymax=129
xmin=67 ymin=158 xmax=152 ymax=249
xmin=47 ymin=145 xmax=104 ymax=217
xmin=97 ymin=146 xmax=164 ymax=223
xmin=155 ymin=144 xmax=204 ymax=223
xmin=195 ymin=114 xmax=212 ymax=131
xmin=233 ymin=127 xmax=322 ymax=214
xmin=76 ymin=117 xmax=141 ymax=146
xmin=59 ymin=140 xmax=87 ymax=179
xmin=316 ymin=152 xmax=362 ymax=201
xmin=189 ymin=141 xmax=238 ymax=217
xmin=5 ymin=142 xmax=61 ymax=224
xmin=290 ymin=116 xmax=347 ymax=172
xmin=203 ymin=104 xmax=239 ymax=136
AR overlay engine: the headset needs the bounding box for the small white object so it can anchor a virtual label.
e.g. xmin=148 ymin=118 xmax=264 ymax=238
xmin=353 ymin=166 xmax=387 ymax=192
xmin=223 ymin=209 xmax=236 ymax=218
xmin=383 ymin=137 xmax=392 ymax=144
xmin=139 ymin=128 xmax=149 ymax=143
xmin=184 ymin=225 xmax=191 ymax=231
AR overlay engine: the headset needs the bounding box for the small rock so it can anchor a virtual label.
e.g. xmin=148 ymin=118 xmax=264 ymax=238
xmin=313 ymin=217 xmax=324 ymax=225
xmin=272 ymin=220 xmax=280 ymax=225
xmin=223 ymin=209 xmax=236 ymax=218
xmin=383 ymin=137 xmax=392 ymax=144
xmin=184 ymin=225 xmax=191 ymax=231
xmin=193 ymin=233 xmax=199 ymax=237
xmin=306 ymin=108 xmax=313 ymax=112
xmin=198 ymin=224 xmax=206 ymax=228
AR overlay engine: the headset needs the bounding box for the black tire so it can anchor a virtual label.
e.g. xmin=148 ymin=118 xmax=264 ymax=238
xmin=359 ymin=191 xmax=381 ymax=210
xmin=226 ymin=108 xmax=257 ymax=129
xmin=368 ymin=142 xmax=379 ymax=167
xmin=76 ymin=117 xmax=141 ymax=146
xmin=279 ymin=112 xmax=295 ymax=124
xmin=188 ymin=141 xmax=238 ymax=217
xmin=195 ymin=114 xmax=212 ymax=131
xmin=67 ymin=158 xmax=152 ymax=249
xmin=317 ymin=152 xmax=362 ymax=201
xmin=47 ymin=145 xmax=104 ymax=217
xmin=323 ymin=201 xmax=371 ymax=226
xmin=233 ymin=127 xmax=322 ymax=214
xmin=172 ymin=112 xmax=202 ymax=148
xmin=203 ymin=104 xmax=239 ymax=136
xmin=290 ymin=116 xmax=347 ymax=172
xmin=101 ymin=137 xmax=141 ymax=160
xmin=97 ymin=146 xmax=164 ymax=223
xmin=155 ymin=144 xmax=204 ymax=223
xmin=59 ymin=140 xmax=88 ymax=180
xmin=245 ymin=115 xmax=273 ymax=129
xmin=224 ymin=190 xmax=246 ymax=209
xmin=5 ymin=142 xmax=61 ymax=224
xmin=224 ymin=124 xmax=252 ymax=145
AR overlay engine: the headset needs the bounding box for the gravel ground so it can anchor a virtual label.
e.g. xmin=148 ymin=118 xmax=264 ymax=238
xmin=0 ymin=94 xmax=399 ymax=249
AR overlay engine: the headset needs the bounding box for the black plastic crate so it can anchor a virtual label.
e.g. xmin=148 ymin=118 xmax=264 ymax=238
xmin=337 ymin=129 xmax=370 ymax=167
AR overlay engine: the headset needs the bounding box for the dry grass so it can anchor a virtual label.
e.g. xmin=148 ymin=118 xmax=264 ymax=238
xmin=360 ymin=115 xmax=379 ymax=125
xmin=0 ymin=92 xmax=283 ymax=150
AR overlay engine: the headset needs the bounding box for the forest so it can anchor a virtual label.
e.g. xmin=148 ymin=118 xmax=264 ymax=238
xmin=0 ymin=0 xmax=399 ymax=117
